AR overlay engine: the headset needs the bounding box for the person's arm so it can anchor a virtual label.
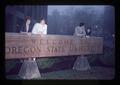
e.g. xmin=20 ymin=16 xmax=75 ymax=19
xmin=26 ymin=25 xmax=29 ymax=33
xmin=74 ymin=27 xmax=79 ymax=36
xmin=75 ymin=27 xmax=83 ymax=36
xmin=83 ymin=29 xmax=86 ymax=37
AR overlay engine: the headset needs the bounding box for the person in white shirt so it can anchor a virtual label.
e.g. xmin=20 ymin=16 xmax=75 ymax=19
xmin=32 ymin=18 xmax=47 ymax=35
xmin=31 ymin=18 xmax=47 ymax=61
xmin=74 ymin=23 xmax=86 ymax=37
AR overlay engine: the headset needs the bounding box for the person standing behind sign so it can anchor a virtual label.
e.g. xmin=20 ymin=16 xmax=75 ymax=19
xmin=32 ymin=17 xmax=47 ymax=35
xmin=86 ymin=27 xmax=91 ymax=38
xmin=73 ymin=22 xmax=91 ymax=71
xmin=20 ymin=16 xmax=32 ymax=62
xmin=20 ymin=16 xmax=31 ymax=33
xmin=74 ymin=22 xmax=86 ymax=37
xmin=31 ymin=17 xmax=47 ymax=61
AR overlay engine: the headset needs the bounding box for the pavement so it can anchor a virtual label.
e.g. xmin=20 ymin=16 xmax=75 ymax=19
xmin=6 ymin=66 xmax=114 ymax=80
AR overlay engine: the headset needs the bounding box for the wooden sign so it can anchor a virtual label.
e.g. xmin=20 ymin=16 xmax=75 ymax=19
xmin=5 ymin=33 xmax=103 ymax=59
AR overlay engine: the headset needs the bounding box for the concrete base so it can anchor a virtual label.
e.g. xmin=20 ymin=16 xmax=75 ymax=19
xmin=18 ymin=59 xmax=41 ymax=79
xmin=73 ymin=55 xmax=91 ymax=71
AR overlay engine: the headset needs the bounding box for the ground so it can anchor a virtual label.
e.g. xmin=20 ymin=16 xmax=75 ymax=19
xmin=6 ymin=66 xmax=114 ymax=80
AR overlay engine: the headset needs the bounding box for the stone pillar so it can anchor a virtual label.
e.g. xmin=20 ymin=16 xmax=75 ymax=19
xmin=18 ymin=60 xmax=41 ymax=79
xmin=73 ymin=55 xmax=91 ymax=71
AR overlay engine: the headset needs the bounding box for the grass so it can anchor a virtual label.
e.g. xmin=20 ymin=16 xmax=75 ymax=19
xmin=6 ymin=66 xmax=114 ymax=80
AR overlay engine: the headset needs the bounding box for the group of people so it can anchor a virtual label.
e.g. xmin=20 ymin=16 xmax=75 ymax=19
xmin=17 ymin=16 xmax=91 ymax=38
xmin=18 ymin=16 xmax=91 ymax=70
xmin=18 ymin=16 xmax=47 ymax=35
xmin=17 ymin=16 xmax=47 ymax=62
xmin=17 ymin=16 xmax=92 ymax=79
xmin=74 ymin=22 xmax=91 ymax=37
xmin=17 ymin=16 xmax=92 ymax=40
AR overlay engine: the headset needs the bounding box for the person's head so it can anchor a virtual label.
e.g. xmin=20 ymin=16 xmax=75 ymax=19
xmin=87 ymin=27 xmax=91 ymax=32
xmin=40 ymin=17 xmax=46 ymax=25
xmin=25 ymin=16 xmax=31 ymax=25
xmin=79 ymin=22 xmax=85 ymax=27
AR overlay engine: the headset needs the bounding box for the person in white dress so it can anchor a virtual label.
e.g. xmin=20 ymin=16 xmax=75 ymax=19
xmin=31 ymin=18 xmax=47 ymax=61
xmin=32 ymin=18 xmax=47 ymax=35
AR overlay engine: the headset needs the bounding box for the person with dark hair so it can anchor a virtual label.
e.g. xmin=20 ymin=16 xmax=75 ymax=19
xmin=19 ymin=16 xmax=32 ymax=63
xmin=79 ymin=22 xmax=85 ymax=27
xmin=86 ymin=27 xmax=91 ymax=37
xmin=20 ymin=16 xmax=31 ymax=33
xmin=74 ymin=22 xmax=86 ymax=37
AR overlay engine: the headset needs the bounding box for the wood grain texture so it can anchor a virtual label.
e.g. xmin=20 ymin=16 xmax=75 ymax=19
xmin=5 ymin=33 xmax=103 ymax=59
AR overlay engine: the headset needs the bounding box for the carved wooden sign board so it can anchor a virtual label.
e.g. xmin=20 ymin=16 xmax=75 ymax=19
xmin=5 ymin=33 xmax=103 ymax=59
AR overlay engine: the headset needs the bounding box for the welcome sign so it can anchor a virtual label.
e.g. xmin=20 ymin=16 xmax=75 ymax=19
xmin=5 ymin=33 xmax=103 ymax=59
